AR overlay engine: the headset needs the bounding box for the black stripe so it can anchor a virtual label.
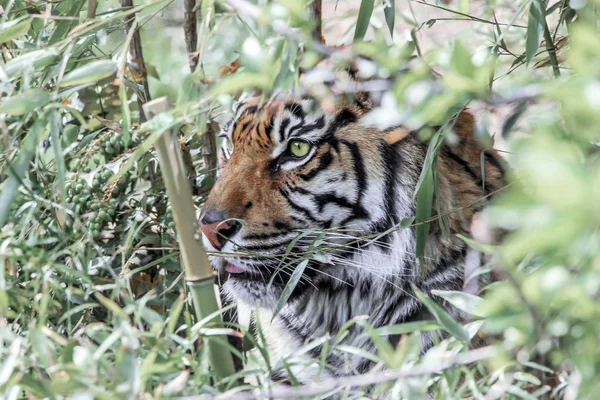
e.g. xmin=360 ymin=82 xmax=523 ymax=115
xmin=284 ymin=102 xmax=305 ymax=119
xmin=296 ymin=115 xmax=326 ymax=137
xmin=278 ymin=118 xmax=290 ymax=143
xmin=243 ymin=105 xmax=258 ymax=116
xmin=334 ymin=108 xmax=357 ymax=128
xmin=339 ymin=140 xmax=369 ymax=226
xmin=279 ymin=188 xmax=320 ymax=223
xmin=443 ymin=148 xmax=482 ymax=186
xmin=299 ymin=149 xmax=333 ymax=181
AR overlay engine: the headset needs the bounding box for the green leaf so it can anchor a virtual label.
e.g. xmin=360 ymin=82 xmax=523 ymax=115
xmin=457 ymin=234 xmax=497 ymax=254
xmin=384 ymin=0 xmax=396 ymax=38
xmin=526 ymin=0 xmax=545 ymax=65
xmin=3 ymin=49 xmax=59 ymax=78
xmin=415 ymin=164 xmax=434 ymax=261
xmin=354 ymin=0 xmax=375 ymax=42
xmin=413 ymin=286 xmax=469 ymax=341
xmin=94 ymin=293 xmax=130 ymax=321
xmin=272 ymin=259 xmax=309 ymax=320
xmin=0 ymin=89 xmax=52 ymax=115
xmin=449 ymin=41 xmax=474 ymax=77
xmin=431 ymin=290 xmax=485 ymax=317
xmin=62 ymin=124 xmax=80 ymax=147
xmin=0 ymin=17 xmax=32 ymax=44
xmin=60 ymin=60 xmax=117 ymax=87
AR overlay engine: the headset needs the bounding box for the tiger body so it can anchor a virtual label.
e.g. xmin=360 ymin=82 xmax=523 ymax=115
xmin=201 ymin=90 xmax=504 ymax=380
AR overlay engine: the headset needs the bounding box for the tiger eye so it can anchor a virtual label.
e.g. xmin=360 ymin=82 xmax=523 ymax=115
xmin=289 ymin=140 xmax=311 ymax=158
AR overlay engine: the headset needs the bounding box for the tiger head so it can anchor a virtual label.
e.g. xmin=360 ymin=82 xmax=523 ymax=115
xmin=200 ymin=91 xmax=504 ymax=309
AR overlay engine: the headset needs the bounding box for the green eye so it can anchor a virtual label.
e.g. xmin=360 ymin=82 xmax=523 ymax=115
xmin=289 ymin=140 xmax=311 ymax=158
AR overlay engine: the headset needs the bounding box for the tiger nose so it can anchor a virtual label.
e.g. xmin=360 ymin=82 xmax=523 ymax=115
xmin=200 ymin=208 xmax=241 ymax=250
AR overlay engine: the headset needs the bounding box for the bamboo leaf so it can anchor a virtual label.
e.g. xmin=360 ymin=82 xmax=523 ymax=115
xmin=431 ymin=290 xmax=485 ymax=317
xmin=0 ymin=89 xmax=52 ymax=115
xmin=94 ymin=293 xmax=130 ymax=321
xmin=0 ymin=17 xmax=32 ymax=44
xmin=526 ymin=0 xmax=545 ymax=65
xmin=384 ymin=0 xmax=396 ymax=38
xmin=415 ymin=165 xmax=434 ymax=261
xmin=457 ymin=234 xmax=497 ymax=254
xmin=413 ymin=286 xmax=469 ymax=341
xmin=272 ymin=259 xmax=309 ymax=320
xmin=60 ymin=60 xmax=117 ymax=87
xmin=3 ymin=49 xmax=59 ymax=78
xmin=354 ymin=0 xmax=375 ymax=42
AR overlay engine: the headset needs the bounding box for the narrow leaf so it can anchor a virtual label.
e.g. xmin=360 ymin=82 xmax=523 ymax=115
xmin=354 ymin=0 xmax=375 ymax=42
xmin=0 ymin=89 xmax=52 ymax=115
xmin=415 ymin=165 xmax=434 ymax=261
xmin=413 ymin=286 xmax=469 ymax=341
xmin=3 ymin=49 xmax=59 ymax=78
xmin=60 ymin=60 xmax=117 ymax=87
xmin=272 ymin=259 xmax=309 ymax=320
xmin=0 ymin=17 xmax=32 ymax=44
xmin=383 ymin=0 xmax=396 ymax=38
xmin=431 ymin=290 xmax=485 ymax=317
xmin=526 ymin=0 xmax=545 ymax=65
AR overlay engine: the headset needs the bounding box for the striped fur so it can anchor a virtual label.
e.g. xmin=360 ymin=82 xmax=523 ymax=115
xmin=201 ymin=93 xmax=504 ymax=380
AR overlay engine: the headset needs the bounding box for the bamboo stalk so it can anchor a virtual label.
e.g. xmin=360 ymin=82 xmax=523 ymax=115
xmin=142 ymin=97 xmax=237 ymax=384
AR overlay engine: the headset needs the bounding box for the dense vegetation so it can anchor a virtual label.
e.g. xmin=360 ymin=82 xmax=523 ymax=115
xmin=1 ymin=0 xmax=599 ymax=398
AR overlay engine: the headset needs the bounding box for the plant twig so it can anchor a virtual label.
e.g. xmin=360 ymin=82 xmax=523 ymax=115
xmin=180 ymin=346 xmax=496 ymax=399
xmin=541 ymin=16 xmax=561 ymax=77
xmin=120 ymin=0 xmax=152 ymax=122
xmin=183 ymin=0 xmax=198 ymax=72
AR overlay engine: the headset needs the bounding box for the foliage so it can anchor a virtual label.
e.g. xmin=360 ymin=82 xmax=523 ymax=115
xmin=1 ymin=0 xmax=599 ymax=398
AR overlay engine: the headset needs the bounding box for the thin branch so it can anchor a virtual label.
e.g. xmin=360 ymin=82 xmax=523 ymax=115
xmin=183 ymin=0 xmax=199 ymax=72
xmin=541 ymin=15 xmax=561 ymax=77
xmin=196 ymin=346 xmax=496 ymax=399
xmin=120 ymin=0 xmax=152 ymax=122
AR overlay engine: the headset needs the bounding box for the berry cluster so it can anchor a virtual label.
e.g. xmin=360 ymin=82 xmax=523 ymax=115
xmin=65 ymin=133 xmax=138 ymax=239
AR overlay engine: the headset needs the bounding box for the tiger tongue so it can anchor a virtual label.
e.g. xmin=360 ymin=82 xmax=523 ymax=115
xmin=224 ymin=262 xmax=245 ymax=274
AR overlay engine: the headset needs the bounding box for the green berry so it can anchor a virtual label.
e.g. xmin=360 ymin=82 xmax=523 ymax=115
xmin=98 ymin=210 xmax=107 ymax=221
xmin=75 ymin=184 xmax=83 ymax=193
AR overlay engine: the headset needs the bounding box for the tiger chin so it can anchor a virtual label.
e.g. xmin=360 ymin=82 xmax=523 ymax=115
xmin=199 ymin=83 xmax=505 ymax=382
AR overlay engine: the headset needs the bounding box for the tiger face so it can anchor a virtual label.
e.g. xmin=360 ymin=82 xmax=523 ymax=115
xmin=200 ymin=95 xmax=407 ymax=308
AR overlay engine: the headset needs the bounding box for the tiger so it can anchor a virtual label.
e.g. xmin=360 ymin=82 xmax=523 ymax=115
xmin=199 ymin=64 xmax=505 ymax=383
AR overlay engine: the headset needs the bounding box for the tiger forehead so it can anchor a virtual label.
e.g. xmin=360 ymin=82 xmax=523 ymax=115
xmin=229 ymin=97 xmax=315 ymax=147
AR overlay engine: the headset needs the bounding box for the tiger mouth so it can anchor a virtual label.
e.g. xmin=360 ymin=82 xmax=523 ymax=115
xmin=222 ymin=261 xmax=263 ymax=281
